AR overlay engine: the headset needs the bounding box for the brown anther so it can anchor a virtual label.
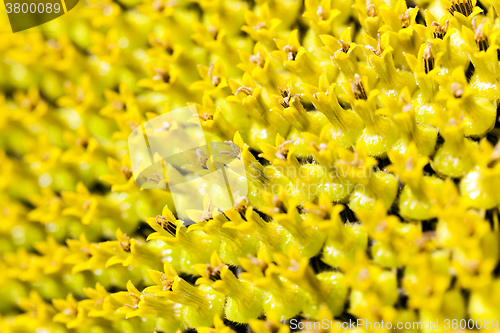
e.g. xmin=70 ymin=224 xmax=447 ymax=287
xmin=317 ymin=6 xmax=326 ymax=21
xmin=196 ymin=148 xmax=209 ymax=169
xmin=42 ymin=152 xmax=51 ymax=160
xmin=367 ymin=1 xmax=377 ymax=17
xmin=156 ymin=215 xmax=177 ymax=236
xmin=196 ymin=112 xmax=213 ymax=121
xmin=153 ymin=68 xmax=170 ymax=83
xmin=272 ymin=196 xmax=287 ymax=213
xmin=279 ymin=86 xmax=292 ymax=108
xmin=155 ymin=214 xmax=168 ymax=227
xmin=206 ymin=263 xmax=224 ymax=281
xmin=447 ymin=0 xmax=473 ymax=16
xmin=339 ymin=39 xmax=350 ymax=53
xmin=350 ymin=74 xmax=367 ymax=100
xmin=472 ymin=17 xmax=489 ymax=51
xmin=211 ymin=76 xmax=221 ymax=86
xmin=234 ymin=195 xmax=249 ymax=216
xmin=208 ymin=25 xmax=218 ymax=39
xmin=235 ymin=86 xmax=254 ymax=96
xmin=278 ymin=86 xmax=302 ymax=108
xmin=423 ymin=43 xmax=434 ymax=74
xmin=160 ymin=273 xmax=174 ymax=291
xmin=432 ymin=20 xmax=449 ymax=39
xmin=451 ymin=82 xmax=464 ymax=98
xmin=283 ymin=45 xmax=297 ymax=61
xmin=119 ymin=234 xmax=131 ymax=252
xmin=400 ymin=9 xmax=412 ymax=28
xmin=249 ymin=51 xmax=265 ymax=68
xmin=121 ymin=166 xmax=132 ymax=179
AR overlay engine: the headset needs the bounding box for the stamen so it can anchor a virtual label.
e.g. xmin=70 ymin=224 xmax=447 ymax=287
xmin=249 ymin=51 xmax=265 ymax=68
xmin=423 ymin=43 xmax=434 ymax=74
xmin=275 ymin=140 xmax=294 ymax=161
xmin=208 ymin=25 xmax=218 ymax=39
xmin=253 ymin=22 xmax=266 ymax=30
xmin=283 ymin=45 xmax=297 ymax=61
xmin=272 ymin=196 xmax=287 ymax=213
xmin=119 ymin=234 xmax=131 ymax=252
xmin=400 ymin=9 xmax=412 ymax=28
xmin=248 ymin=254 xmax=268 ymax=272
xmin=339 ymin=39 xmax=350 ymax=53
xmin=472 ymin=17 xmax=489 ymax=51
xmin=160 ymin=273 xmax=174 ymax=291
xmin=432 ymin=20 xmax=449 ymax=39
xmin=447 ymin=0 xmax=473 ymax=16
xmin=154 ymin=121 xmax=172 ymax=134
xmin=278 ymin=86 xmax=302 ymax=108
xmin=201 ymin=200 xmax=213 ymax=221
xmin=235 ymin=86 xmax=254 ymax=95
xmin=206 ymin=263 xmax=224 ymax=281
xmin=195 ymin=113 xmax=213 ymax=121
xmin=196 ymin=148 xmax=209 ymax=169
xmin=121 ymin=166 xmax=132 ymax=179
xmin=153 ymin=68 xmax=170 ymax=83
xmin=367 ymin=0 xmax=377 ymax=17
xmin=317 ymin=6 xmax=326 ymax=21
xmin=156 ymin=215 xmax=177 ymax=236
xmin=451 ymin=82 xmax=464 ymax=98
xmin=208 ymin=64 xmax=221 ymax=86
xmin=350 ymin=74 xmax=367 ymax=100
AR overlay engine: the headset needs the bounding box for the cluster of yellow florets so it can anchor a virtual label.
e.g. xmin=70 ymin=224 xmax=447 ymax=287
xmin=1 ymin=0 xmax=500 ymax=332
